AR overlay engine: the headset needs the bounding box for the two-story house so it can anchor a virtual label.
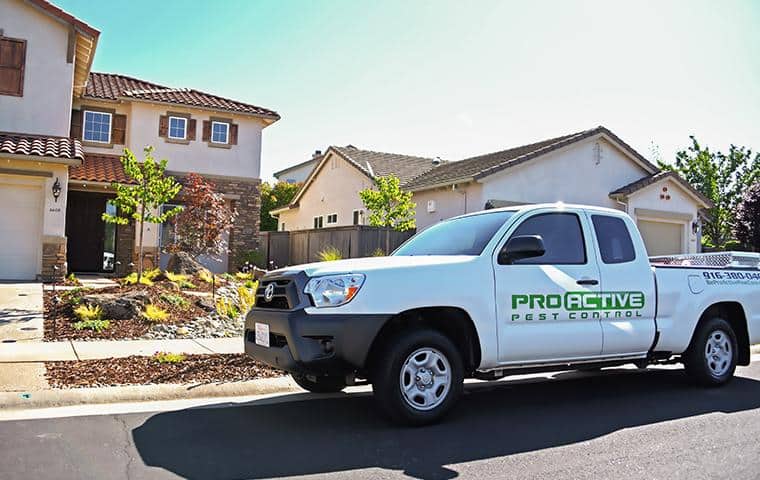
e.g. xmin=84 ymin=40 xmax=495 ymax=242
xmin=0 ymin=0 xmax=279 ymax=280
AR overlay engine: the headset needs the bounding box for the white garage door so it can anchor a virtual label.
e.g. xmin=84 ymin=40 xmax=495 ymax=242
xmin=0 ymin=181 xmax=43 ymax=280
xmin=637 ymin=219 xmax=683 ymax=256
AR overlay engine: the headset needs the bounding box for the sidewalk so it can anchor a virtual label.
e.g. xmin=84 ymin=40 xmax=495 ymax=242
xmin=0 ymin=337 xmax=244 ymax=362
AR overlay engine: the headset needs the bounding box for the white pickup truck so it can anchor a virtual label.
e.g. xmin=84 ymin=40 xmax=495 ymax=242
xmin=245 ymin=203 xmax=760 ymax=425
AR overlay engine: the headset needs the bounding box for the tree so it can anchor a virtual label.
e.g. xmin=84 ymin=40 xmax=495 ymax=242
xmin=103 ymin=147 xmax=183 ymax=281
xmin=167 ymin=173 xmax=237 ymax=261
xmin=734 ymin=182 xmax=760 ymax=252
xmin=259 ymin=181 xmax=301 ymax=231
xmin=659 ymin=137 xmax=760 ymax=249
xmin=359 ymin=175 xmax=416 ymax=231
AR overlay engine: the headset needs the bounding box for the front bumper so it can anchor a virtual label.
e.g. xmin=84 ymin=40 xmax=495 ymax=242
xmin=244 ymin=307 xmax=391 ymax=376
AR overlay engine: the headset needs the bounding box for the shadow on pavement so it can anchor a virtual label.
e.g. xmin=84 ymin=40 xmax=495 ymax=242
xmin=133 ymin=368 xmax=760 ymax=479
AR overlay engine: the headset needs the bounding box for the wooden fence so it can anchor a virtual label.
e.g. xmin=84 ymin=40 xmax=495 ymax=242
xmin=257 ymin=226 xmax=416 ymax=268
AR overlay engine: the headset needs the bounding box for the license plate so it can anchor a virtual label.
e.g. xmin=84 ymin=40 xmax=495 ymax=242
xmin=254 ymin=322 xmax=270 ymax=347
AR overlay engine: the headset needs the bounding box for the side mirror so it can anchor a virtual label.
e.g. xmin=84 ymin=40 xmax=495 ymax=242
xmin=498 ymin=235 xmax=546 ymax=265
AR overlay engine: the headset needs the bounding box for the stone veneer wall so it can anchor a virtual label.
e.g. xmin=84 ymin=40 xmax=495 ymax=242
xmin=41 ymin=235 xmax=67 ymax=281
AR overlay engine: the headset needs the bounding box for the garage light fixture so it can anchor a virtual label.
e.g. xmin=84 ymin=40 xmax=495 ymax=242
xmin=52 ymin=177 xmax=62 ymax=202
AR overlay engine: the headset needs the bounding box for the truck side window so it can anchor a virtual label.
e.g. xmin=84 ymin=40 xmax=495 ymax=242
xmin=592 ymin=215 xmax=636 ymax=264
xmin=509 ymin=213 xmax=586 ymax=265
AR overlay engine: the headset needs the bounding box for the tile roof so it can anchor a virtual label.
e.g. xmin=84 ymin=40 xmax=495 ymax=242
xmin=332 ymin=146 xmax=442 ymax=186
xmin=85 ymin=73 xmax=280 ymax=119
xmin=273 ymin=156 xmax=320 ymax=179
xmin=0 ymin=133 xmax=83 ymax=161
xmin=610 ymin=170 xmax=713 ymax=208
xmin=69 ymin=153 xmax=135 ymax=184
xmin=403 ymin=126 xmax=660 ymax=191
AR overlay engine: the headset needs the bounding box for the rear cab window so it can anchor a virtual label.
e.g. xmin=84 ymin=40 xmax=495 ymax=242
xmin=591 ymin=214 xmax=636 ymax=264
xmin=509 ymin=212 xmax=587 ymax=264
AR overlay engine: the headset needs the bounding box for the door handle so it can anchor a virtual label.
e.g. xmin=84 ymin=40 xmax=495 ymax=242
xmin=576 ymin=278 xmax=599 ymax=286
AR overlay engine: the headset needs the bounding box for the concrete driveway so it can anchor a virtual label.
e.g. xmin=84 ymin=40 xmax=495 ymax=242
xmin=0 ymin=282 xmax=44 ymax=343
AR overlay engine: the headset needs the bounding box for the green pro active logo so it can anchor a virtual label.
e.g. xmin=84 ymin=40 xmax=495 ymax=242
xmin=510 ymin=291 xmax=646 ymax=321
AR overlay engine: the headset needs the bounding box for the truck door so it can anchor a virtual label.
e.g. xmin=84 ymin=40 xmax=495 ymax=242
xmin=587 ymin=213 xmax=656 ymax=356
xmin=494 ymin=209 xmax=604 ymax=364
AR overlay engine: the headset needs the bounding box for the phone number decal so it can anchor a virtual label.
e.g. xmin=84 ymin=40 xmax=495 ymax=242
xmin=702 ymin=270 xmax=760 ymax=285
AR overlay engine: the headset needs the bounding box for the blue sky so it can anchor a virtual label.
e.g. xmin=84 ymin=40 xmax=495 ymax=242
xmin=56 ymin=0 xmax=760 ymax=180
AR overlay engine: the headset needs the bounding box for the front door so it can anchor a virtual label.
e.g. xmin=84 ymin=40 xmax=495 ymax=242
xmin=494 ymin=209 xmax=604 ymax=364
xmin=66 ymin=191 xmax=116 ymax=272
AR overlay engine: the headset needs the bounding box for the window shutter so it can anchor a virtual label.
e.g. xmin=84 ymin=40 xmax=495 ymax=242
xmin=112 ymin=114 xmax=127 ymax=144
xmin=158 ymin=115 xmax=168 ymax=137
xmin=230 ymin=123 xmax=238 ymax=145
xmin=187 ymin=119 xmax=197 ymax=140
xmin=0 ymin=38 xmax=25 ymax=96
xmin=202 ymin=120 xmax=211 ymax=142
xmin=70 ymin=109 xmax=83 ymax=139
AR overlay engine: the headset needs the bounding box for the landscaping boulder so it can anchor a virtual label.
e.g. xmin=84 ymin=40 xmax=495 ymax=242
xmin=166 ymin=252 xmax=205 ymax=275
xmin=83 ymin=291 xmax=150 ymax=320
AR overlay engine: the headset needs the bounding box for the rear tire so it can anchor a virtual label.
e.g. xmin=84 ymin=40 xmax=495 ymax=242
xmin=371 ymin=328 xmax=464 ymax=426
xmin=291 ymin=373 xmax=346 ymax=393
xmin=684 ymin=317 xmax=737 ymax=386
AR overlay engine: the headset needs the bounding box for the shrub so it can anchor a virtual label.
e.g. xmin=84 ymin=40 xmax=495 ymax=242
xmin=73 ymin=319 xmax=110 ymax=332
xmin=165 ymin=271 xmax=196 ymax=289
xmin=142 ymin=304 xmax=170 ymax=323
xmin=122 ymin=272 xmax=154 ymax=286
xmin=66 ymin=273 xmax=81 ymax=286
xmin=235 ymin=271 xmax=253 ymax=281
xmin=371 ymin=248 xmax=386 ymax=257
xmin=73 ymin=304 xmax=103 ymax=322
xmin=198 ymin=269 xmax=214 ymax=284
xmin=62 ymin=287 xmax=88 ymax=306
xmin=318 ymin=245 xmax=343 ymax=262
xmin=237 ymin=249 xmax=265 ymax=269
xmin=160 ymin=293 xmax=189 ymax=308
xmin=237 ymin=285 xmax=257 ymax=313
xmin=244 ymin=279 xmax=256 ymax=289
xmin=216 ymin=297 xmax=239 ymax=319
xmin=143 ymin=268 xmax=162 ymax=281
xmin=153 ymin=352 xmax=186 ymax=364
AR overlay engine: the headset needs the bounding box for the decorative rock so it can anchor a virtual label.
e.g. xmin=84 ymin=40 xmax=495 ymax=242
xmin=83 ymin=291 xmax=150 ymax=320
xmin=166 ymin=252 xmax=205 ymax=275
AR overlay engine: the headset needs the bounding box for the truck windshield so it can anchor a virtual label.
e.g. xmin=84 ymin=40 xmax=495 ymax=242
xmin=394 ymin=210 xmax=515 ymax=256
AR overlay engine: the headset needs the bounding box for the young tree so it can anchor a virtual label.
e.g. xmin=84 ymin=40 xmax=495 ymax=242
xmin=359 ymin=175 xmax=416 ymax=253
xmin=103 ymin=147 xmax=183 ymax=281
xmin=734 ymin=182 xmax=760 ymax=251
xmin=260 ymin=181 xmax=301 ymax=231
xmin=659 ymin=137 xmax=760 ymax=248
xmin=167 ymin=173 xmax=237 ymax=262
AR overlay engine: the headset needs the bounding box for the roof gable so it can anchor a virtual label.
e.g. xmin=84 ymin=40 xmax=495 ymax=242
xmin=404 ymin=126 xmax=659 ymax=191
xmin=610 ymin=170 xmax=713 ymax=208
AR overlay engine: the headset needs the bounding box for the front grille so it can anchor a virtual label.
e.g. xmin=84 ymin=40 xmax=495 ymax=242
xmin=255 ymin=278 xmax=296 ymax=310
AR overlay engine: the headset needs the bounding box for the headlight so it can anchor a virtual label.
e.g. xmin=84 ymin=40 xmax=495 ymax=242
xmin=304 ymin=274 xmax=365 ymax=308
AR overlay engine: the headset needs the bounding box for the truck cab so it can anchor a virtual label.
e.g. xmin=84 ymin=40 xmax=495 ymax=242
xmin=245 ymin=203 xmax=759 ymax=425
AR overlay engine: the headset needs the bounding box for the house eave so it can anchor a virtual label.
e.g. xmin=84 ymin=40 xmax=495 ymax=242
xmin=0 ymin=153 xmax=82 ymax=166
xmin=112 ymin=96 xmax=281 ymax=124
xmin=407 ymin=177 xmax=474 ymax=192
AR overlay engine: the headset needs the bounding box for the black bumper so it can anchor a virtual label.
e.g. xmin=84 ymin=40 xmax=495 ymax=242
xmin=244 ymin=308 xmax=390 ymax=376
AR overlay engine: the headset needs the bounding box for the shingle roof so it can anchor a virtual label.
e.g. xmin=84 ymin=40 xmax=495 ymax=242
xmin=332 ymin=146 xmax=441 ymax=185
xmin=69 ymin=153 xmax=135 ymax=184
xmin=85 ymin=72 xmax=280 ymax=120
xmin=610 ymin=170 xmax=713 ymax=208
xmin=403 ymin=126 xmax=660 ymax=190
xmin=0 ymin=133 xmax=83 ymax=161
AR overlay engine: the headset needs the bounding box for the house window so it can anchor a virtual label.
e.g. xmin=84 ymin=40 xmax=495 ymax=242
xmin=168 ymin=116 xmax=187 ymax=140
xmin=83 ymin=110 xmax=112 ymax=143
xmin=280 ymin=223 xmax=286 ymax=231
xmin=0 ymin=37 xmax=26 ymax=96
xmin=211 ymin=121 xmax=229 ymax=144
xmin=313 ymin=216 xmax=324 ymax=229
xmin=326 ymin=213 xmax=338 ymax=224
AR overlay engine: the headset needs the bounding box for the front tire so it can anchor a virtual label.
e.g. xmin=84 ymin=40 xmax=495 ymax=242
xmin=684 ymin=317 xmax=738 ymax=386
xmin=291 ymin=373 xmax=346 ymax=393
xmin=372 ymin=329 xmax=464 ymax=426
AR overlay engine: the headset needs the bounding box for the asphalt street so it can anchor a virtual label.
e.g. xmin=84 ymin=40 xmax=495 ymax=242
xmin=2 ymin=362 xmax=760 ymax=480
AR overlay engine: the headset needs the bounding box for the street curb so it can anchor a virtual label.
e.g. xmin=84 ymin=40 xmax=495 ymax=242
xmin=0 ymin=375 xmax=299 ymax=410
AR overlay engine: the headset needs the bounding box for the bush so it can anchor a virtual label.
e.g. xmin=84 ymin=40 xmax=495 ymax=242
xmin=216 ymin=297 xmax=239 ymax=319
xmin=244 ymin=279 xmax=256 ymax=289
xmin=317 ymin=245 xmax=343 ymax=262
xmin=164 ymin=271 xmax=196 ymax=289
xmin=371 ymin=248 xmax=386 ymax=257
xmin=66 ymin=273 xmax=81 ymax=286
xmin=122 ymin=272 xmax=154 ymax=286
xmin=160 ymin=293 xmax=189 ymax=308
xmin=74 ymin=304 xmax=102 ymax=322
xmin=235 ymin=271 xmax=253 ymax=281
xmin=62 ymin=287 xmax=88 ymax=306
xmin=237 ymin=285 xmax=257 ymax=313
xmin=237 ymin=249 xmax=265 ymax=269
xmin=198 ymin=269 xmax=214 ymax=284
xmin=73 ymin=319 xmax=110 ymax=332
xmin=153 ymin=352 xmax=186 ymax=364
xmin=142 ymin=304 xmax=170 ymax=323
xmin=735 ymin=181 xmax=760 ymax=251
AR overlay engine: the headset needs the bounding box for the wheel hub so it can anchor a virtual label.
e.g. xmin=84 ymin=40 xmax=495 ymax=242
xmin=400 ymin=347 xmax=452 ymax=411
xmin=705 ymin=329 xmax=732 ymax=377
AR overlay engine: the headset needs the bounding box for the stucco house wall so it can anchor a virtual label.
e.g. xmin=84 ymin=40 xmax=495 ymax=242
xmin=413 ymin=182 xmax=484 ymax=229
xmin=0 ymin=0 xmax=74 ymax=137
xmin=276 ymin=151 xmax=371 ymax=231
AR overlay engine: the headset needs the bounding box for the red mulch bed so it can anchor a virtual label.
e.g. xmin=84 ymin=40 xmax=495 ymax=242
xmin=45 ymin=354 xmax=284 ymax=388
xmin=43 ymin=282 xmax=209 ymax=341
